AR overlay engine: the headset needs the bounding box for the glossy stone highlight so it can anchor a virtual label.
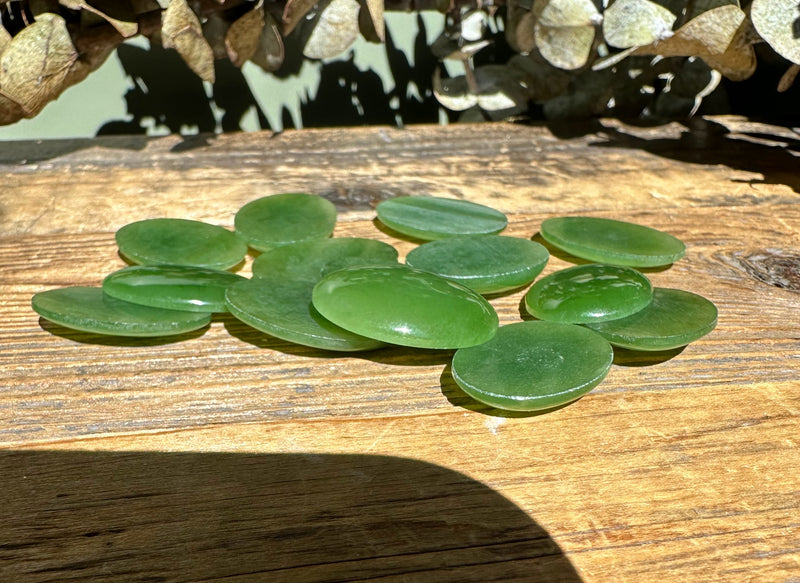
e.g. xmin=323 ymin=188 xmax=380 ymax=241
xmin=312 ymin=265 xmax=499 ymax=349
xmin=376 ymin=196 xmax=508 ymax=240
xmin=115 ymin=218 xmax=247 ymax=270
xmin=451 ymin=321 xmax=614 ymax=411
xmin=252 ymin=237 xmax=398 ymax=282
xmin=405 ymin=235 xmax=549 ymax=294
xmin=584 ymin=287 xmax=718 ymax=350
xmin=234 ymin=193 xmax=337 ymax=252
xmin=540 ymin=216 xmax=686 ymax=267
xmin=103 ymin=265 xmax=247 ymax=313
xmin=525 ymin=263 xmax=653 ymax=323
xmin=32 ymin=286 xmax=211 ymax=337
xmin=226 ymin=277 xmax=385 ymax=352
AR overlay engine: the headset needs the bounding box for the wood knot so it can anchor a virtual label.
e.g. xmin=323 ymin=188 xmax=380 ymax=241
xmin=726 ymin=249 xmax=800 ymax=292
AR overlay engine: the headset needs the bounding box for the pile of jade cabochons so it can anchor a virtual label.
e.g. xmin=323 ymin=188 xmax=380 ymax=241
xmin=32 ymin=193 xmax=718 ymax=413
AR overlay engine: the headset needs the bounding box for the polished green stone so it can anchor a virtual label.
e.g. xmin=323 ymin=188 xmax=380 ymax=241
xmin=102 ymin=265 xmax=247 ymax=313
xmin=32 ymin=286 xmax=211 ymax=337
xmin=525 ymin=263 xmax=653 ymax=323
xmin=584 ymin=287 xmax=718 ymax=350
xmin=234 ymin=193 xmax=337 ymax=252
xmin=451 ymin=321 xmax=613 ymax=411
xmin=540 ymin=216 xmax=686 ymax=267
xmin=404 ymin=235 xmax=549 ymax=294
xmin=115 ymin=218 xmax=247 ymax=270
xmin=252 ymin=237 xmax=398 ymax=282
xmin=376 ymin=196 xmax=508 ymax=240
xmin=226 ymin=277 xmax=384 ymax=352
xmin=311 ymin=265 xmax=499 ymax=349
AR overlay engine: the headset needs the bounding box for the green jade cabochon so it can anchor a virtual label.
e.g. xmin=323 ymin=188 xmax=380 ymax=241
xmin=584 ymin=287 xmax=718 ymax=350
xmin=226 ymin=277 xmax=385 ymax=352
xmin=234 ymin=193 xmax=337 ymax=252
xmin=115 ymin=218 xmax=247 ymax=270
xmin=451 ymin=321 xmax=614 ymax=411
xmin=252 ymin=237 xmax=399 ymax=282
xmin=405 ymin=234 xmax=549 ymax=294
xmin=103 ymin=265 xmax=247 ymax=313
xmin=376 ymin=196 xmax=508 ymax=240
xmin=229 ymin=238 xmax=400 ymax=352
xmin=540 ymin=216 xmax=686 ymax=267
xmin=32 ymin=286 xmax=211 ymax=337
xmin=311 ymin=265 xmax=499 ymax=349
xmin=525 ymin=263 xmax=653 ymax=323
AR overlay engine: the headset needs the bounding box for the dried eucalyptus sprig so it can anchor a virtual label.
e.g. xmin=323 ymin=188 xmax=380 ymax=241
xmin=0 ymin=0 xmax=798 ymax=127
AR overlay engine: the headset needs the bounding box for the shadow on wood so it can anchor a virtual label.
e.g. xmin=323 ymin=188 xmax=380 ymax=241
xmin=0 ymin=451 xmax=583 ymax=582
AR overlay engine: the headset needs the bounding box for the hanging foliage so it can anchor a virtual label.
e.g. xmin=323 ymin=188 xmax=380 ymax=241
xmin=0 ymin=0 xmax=797 ymax=126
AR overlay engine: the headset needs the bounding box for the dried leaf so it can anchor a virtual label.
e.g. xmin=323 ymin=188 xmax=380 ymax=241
xmin=226 ymin=5 xmax=265 ymax=67
xmin=303 ymin=0 xmax=360 ymax=60
xmin=602 ymin=0 xmax=676 ymax=49
xmin=751 ymin=0 xmax=800 ymax=65
xmin=283 ymin=0 xmax=318 ymax=36
xmin=778 ymin=64 xmax=800 ymax=92
xmin=534 ymin=0 xmax=601 ymax=28
xmin=473 ymin=65 xmax=530 ymax=112
xmin=701 ymin=18 xmax=756 ymax=81
xmin=532 ymin=0 xmax=599 ymax=70
xmin=250 ymin=12 xmax=284 ymax=72
xmin=534 ymin=22 xmax=596 ymax=70
xmin=685 ymin=0 xmax=740 ymax=21
xmin=162 ymin=0 xmax=215 ymax=83
xmin=58 ymin=1 xmax=139 ymax=38
xmin=0 ymin=24 xmax=11 ymax=53
xmin=460 ymin=9 xmax=485 ymax=42
xmin=0 ymin=12 xmax=77 ymax=117
xmin=515 ymin=11 xmax=537 ymax=53
xmin=364 ymin=0 xmax=385 ymax=42
xmin=637 ymin=5 xmax=745 ymax=57
xmin=433 ymin=68 xmax=477 ymax=111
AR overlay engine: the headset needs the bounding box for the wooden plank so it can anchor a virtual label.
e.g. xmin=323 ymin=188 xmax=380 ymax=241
xmin=1 ymin=119 xmax=799 ymax=581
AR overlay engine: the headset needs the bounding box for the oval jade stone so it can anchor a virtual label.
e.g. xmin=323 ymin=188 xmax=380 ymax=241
xmin=226 ymin=277 xmax=385 ymax=352
xmin=404 ymin=235 xmax=549 ymax=294
xmin=451 ymin=321 xmax=613 ymax=411
xmin=32 ymin=286 xmax=211 ymax=337
xmin=584 ymin=287 xmax=718 ymax=350
xmin=525 ymin=263 xmax=653 ymax=323
xmin=234 ymin=193 xmax=337 ymax=252
xmin=103 ymin=265 xmax=247 ymax=313
xmin=115 ymin=218 xmax=247 ymax=270
xmin=376 ymin=196 xmax=508 ymax=240
xmin=311 ymin=265 xmax=499 ymax=349
xmin=540 ymin=216 xmax=686 ymax=267
xmin=252 ymin=237 xmax=398 ymax=282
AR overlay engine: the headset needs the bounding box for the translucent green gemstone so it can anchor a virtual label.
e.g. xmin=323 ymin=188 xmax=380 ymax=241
xmin=525 ymin=263 xmax=653 ymax=323
xmin=102 ymin=265 xmax=247 ymax=313
xmin=451 ymin=321 xmax=613 ymax=411
xmin=584 ymin=287 xmax=718 ymax=350
xmin=540 ymin=216 xmax=686 ymax=267
xmin=234 ymin=193 xmax=337 ymax=252
xmin=252 ymin=237 xmax=398 ymax=282
xmin=404 ymin=235 xmax=549 ymax=294
xmin=376 ymin=196 xmax=508 ymax=240
xmin=32 ymin=286 xmax=211 ymax=337
xmin=311 ymin=265 xmax=499 ymax=349
xmin=115 ymin=218 xmax=247 ymax=270
xmin=225 ymin=277 xmax=384 ymax=352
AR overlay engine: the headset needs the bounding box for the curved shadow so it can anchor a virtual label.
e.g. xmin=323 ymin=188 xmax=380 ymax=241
xmin=38 ymin=317 xmax=210 ymax=347
xmin=0 ymin=450 xmax=584 ymax=582
xmin=439 ymin=364 xmax=577 ymax=418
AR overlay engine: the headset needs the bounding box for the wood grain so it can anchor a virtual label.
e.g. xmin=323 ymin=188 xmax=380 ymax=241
xmin=1 ymin=118 xmax=799 ymax=582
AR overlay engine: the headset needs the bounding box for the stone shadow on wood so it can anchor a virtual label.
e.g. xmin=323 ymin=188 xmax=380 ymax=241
xmin=0 ymin=450 xmax=584 ymax=582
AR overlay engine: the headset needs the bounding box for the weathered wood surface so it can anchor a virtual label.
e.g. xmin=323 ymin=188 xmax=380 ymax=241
xmin=1 ymin=117 xmax=799 ymax=582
